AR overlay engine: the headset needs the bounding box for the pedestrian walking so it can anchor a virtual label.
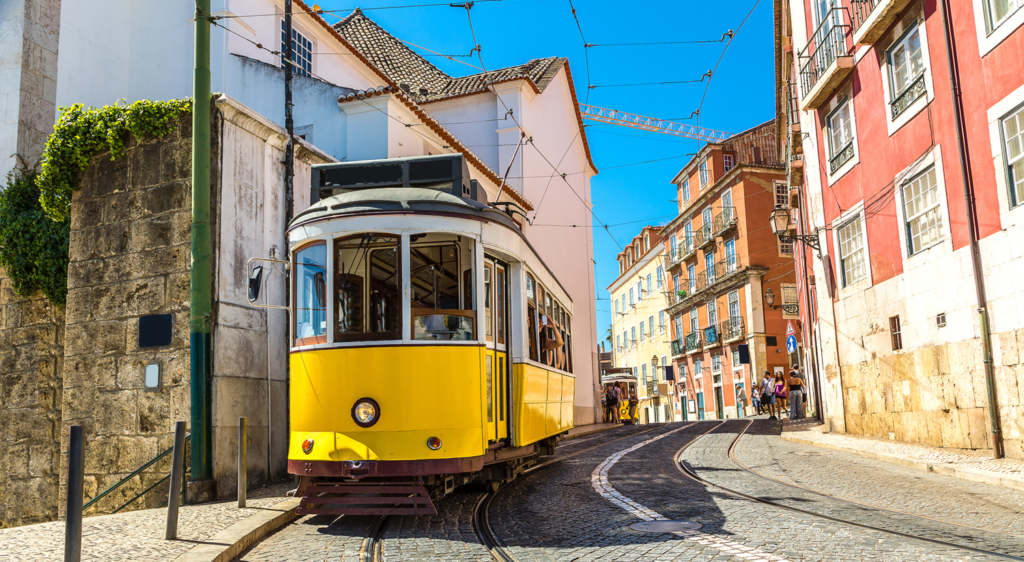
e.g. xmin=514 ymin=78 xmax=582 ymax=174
xmin=787 ymin=365 xmax=805 ymax=420
xmin=775 ymin=373 xmax=788 ymax=414
xmin=735 ymin=385 xmax=747 ymax=419
xmin=600 ymin=391 xmax=608 ymax=422
xmin=628 ymin=391 xmax=639 ymax=424
xmin=752 ymin=386 xmax=762 ymax=415
xmin=760 ymin=372 xmax=777 ymax=420
xmin=604 ymin=385 xmax=620 ymax=424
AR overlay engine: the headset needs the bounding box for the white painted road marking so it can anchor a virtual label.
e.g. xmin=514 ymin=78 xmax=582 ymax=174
xmin=590 ymin=425 xmax=791 ymax=562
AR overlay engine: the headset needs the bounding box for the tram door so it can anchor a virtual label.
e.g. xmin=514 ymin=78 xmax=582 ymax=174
xmin=484 ymin=258 xmax=509 ymax=443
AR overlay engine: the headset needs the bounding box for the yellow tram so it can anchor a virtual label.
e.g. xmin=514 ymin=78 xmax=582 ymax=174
xmin=262 ymin=155 xmax=576 ymax=515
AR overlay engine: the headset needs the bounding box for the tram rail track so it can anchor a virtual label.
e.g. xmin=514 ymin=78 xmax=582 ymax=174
xmin=675 ymin=419 xmax=1024 ymax=562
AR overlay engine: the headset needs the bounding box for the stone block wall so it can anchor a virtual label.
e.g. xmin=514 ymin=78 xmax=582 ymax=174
xmin=0 ymin=266 xmax=65 ymax=528
xmin=58 ymin=117 xmax=196 ymax=517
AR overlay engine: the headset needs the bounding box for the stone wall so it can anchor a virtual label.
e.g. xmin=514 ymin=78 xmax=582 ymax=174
xmin=58 ymin=115 xmax=197 ymax=517
xmin=0 ymin=266 xmax=65 ymax=528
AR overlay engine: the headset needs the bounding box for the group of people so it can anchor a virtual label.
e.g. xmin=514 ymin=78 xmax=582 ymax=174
xmin=751 ymin=365 xmax=805 ymax=420
xmin=601 ymin=384 xmax=639 ymax=424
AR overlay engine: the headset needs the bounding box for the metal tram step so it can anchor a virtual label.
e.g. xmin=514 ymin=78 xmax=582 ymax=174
xmin=297 ymin=482 xmax=438 ymax=516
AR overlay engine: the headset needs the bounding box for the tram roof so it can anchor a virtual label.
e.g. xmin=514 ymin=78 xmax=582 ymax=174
xmin=288 ymin=187 xmax=522 ymax=232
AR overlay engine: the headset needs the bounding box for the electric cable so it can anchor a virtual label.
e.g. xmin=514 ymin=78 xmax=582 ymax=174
xmin=213 ymin=0 xmax=505 ymax=18
xmin=567 ymin=0 xmax=592 ymax=103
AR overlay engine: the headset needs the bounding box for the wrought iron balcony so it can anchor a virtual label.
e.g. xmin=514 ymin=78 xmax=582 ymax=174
xmin=672 ymin=284 xmax=692 ymax=305
xmin=685 ymin=331 xmax=703 ymax=354
xmin=829 ymin=142 xmax=855 ymax=173
xmin=798 ymin=8 xmax=853 ymax=109
xmin=713 ymin=207 xmax=738 ymax=236
xmin=891 ymin=74 xmax=926 ymax=120
xmin=850 ymin=0 xmax=918 ymax=45
xmin=703 ymin=325 xmax=721 ymax=348
xmin=721 ymin=317 xmax=745 ymax=343
xmin=694 ymin=223 xmax=714 ymax=249
xmin=695 ymin=269 xmax=714 ymax=292
xmin=647 ymin=380 xmax=659 ymax=397
xmin=679 ymin=235 xmax=696 ymax=261
xmin=671 ymin=338 xmax=684 ymax=357
xmin=713 ymin=255 xmax=742 ymax=282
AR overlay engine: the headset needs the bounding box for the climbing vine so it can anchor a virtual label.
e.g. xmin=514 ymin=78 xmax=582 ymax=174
xmin=0 ymin=164 xmax=70 ymax=307
xmin=36 ymin=98 xmax=193 ymax=221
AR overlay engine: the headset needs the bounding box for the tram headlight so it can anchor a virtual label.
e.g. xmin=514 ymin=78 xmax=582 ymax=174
xmin=352 ymin=398 xmax=380 ymax=427
xmin=302 ymin=438 xmax=314 ymax=454
xmin=427 ymin=436 xmax=442 ymax=450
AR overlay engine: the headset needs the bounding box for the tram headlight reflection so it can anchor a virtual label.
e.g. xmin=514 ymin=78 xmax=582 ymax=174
xmin=352 ymin=398 xmax=380 ymax=427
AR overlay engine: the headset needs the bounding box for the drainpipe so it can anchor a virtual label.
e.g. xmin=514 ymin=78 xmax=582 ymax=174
xmin=190 ymin=0 xmax=214 ymax=481
xmin=938 ymin=0 xmax=1003 ymax=458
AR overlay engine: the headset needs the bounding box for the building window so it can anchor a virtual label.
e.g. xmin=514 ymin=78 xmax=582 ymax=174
xmin=649 ymin=316 xmax=654 ymax=338
xmin=683 ymin=179 xmax=691 ymax=202
xmin=731 ymin=348 xmax=742 ymax=370
xmin=704 ymin=251 xmax=715 ymax=284
xmin=646 ymin=274 xmax=653 ymax=295
xmin=640 ymin=322 xmax=646 ymax=341
xmin=889 ymin=315 xmax=903 ymax=351
xmin=775 ymin=183 xmax=789 ymax=207
xmin=616 ymin=335 xmax=621 ymax=351
xmin=724 ymin=154 xmax=735 ymax=172
xmin=902 ymin=166 xmax=944 ymax=255
xmin=780 ymin=238 xmax=794 ymax=256
xmin=687 ymin=264 xmax=696 ymax=293
xmin=623 ymin=329 xmax=628 ymax=348
xmin=707 ymin=301 xmax=718 ymax=327
xmin=631 ymin=326 xmax=636 ymax=346
xmin=642 ymin=364 xmax=648 ymax=385
xmin=674 ymin=315 xmax=683 ymax=340
xmin=689 ymin=308 xmax=699 ymax=333
xmin=614 ymin=299 xmax=619 ymax=315
xmin=712 ymin=354 xmax=722 ymax=373
xmin=644 ymin=234 xmax=650 ymax=251
xmin=838 ymin=215 xmax=867 ymax=287
xmin=699 ymin=157 xmax=709 ymax=187
xmin=656 ymin=266 xmax=664 ymax=288
xmin=659 ymin=311 xmax=666 ymax=332
xmin=827 ymin=100 xmax=856 ymax=173
xmin=281 ymin=21 xmax=313 ymax=77
xmin=887 ymin=25 xmax=927 ymax=120
xmin=629 ymin=288 xmax=635 ymax=306
xmin=986 ymin=0 xmax=1023 ymax=32
xmin=782 ymin=285 xmax=799 ymax=315
xmin=637 ymin=280 xmax=644 ymax=301
xmin=1002 ymin=104 xmax=1024 ymax=207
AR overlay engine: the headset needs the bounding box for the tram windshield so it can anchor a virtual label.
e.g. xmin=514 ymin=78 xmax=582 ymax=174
xmin=335 ymin=234 xmax=401 ymax=343
xmin=410 ymin=234 xmax=475 ymax=341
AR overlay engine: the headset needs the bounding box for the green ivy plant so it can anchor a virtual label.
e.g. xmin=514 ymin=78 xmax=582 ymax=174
xmin=0 ymin=163 xmax=71 ymax=307
xmin=35 ymin=98 xmax=193 ymax=221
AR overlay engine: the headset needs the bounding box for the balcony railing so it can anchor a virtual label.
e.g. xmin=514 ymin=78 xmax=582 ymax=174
xmin=647 ymin=380 xmax=659 ymax=397
xmin=685 ymin=331 xmax=703 ymax=354
xmin=849 ymin=0 xmax=877 ymax=34
xmin=891 ymin=73 xmax=926 ymax=120
xmin=849 ymin=0 xmax=917 ymax=45
xmin=672 ymin=283 xmax=692 ymax=305
xmin=703 ymin=325 xmax=721 ymax=348
xmin=713 ymin=207 xmax=737 ymax=236
xmin=680 ymin=235 xmax=696 ymax=260
xmin=713 ymin=255 xmax=742 ymax=281
xmin=694 ymin=223 xmax=714 ymax=249
xmin=671 ymin=338 xmax=684 ymax=357
xmin=695 ymin=268 xmax=714 ymax=292
xmin=721 ymin=317 xmax=745 ymax=342
xmin=829 ymin=142 xmax=855 ymax=173
xmin=798 ymin=8 xmax=851 ymax=104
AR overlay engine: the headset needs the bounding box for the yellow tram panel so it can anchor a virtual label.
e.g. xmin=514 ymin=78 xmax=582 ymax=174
xmin=289 ymin=345 xmax=485 ymax=461
xmin=512 ymin=363 xmax=575 ymax=446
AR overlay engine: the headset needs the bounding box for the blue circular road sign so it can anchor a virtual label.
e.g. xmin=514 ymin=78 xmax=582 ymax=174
xmin=786 ymin=334 xmax=798 ymax=353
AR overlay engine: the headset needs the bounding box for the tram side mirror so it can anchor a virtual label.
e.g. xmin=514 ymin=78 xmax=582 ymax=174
xmin=248 ymin=265 xmax=264 ymax=303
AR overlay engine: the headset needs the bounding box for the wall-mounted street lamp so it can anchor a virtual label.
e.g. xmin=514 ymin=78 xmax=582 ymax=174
xmin=769 ymin=205 xmax=819 ymax=251
xmin=765 ymin=288 xmax=799 ymax=315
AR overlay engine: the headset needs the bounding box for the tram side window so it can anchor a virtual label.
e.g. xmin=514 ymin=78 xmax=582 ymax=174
xmin=295 ymin=242 xmax=327 ymax=345
xmin=526 ymin=275 xmax=539 ymax=361
xmin=410 ymin=235 xmax=475 ymax=341
xmin=335 ymin=234 xmax=401 ymax=343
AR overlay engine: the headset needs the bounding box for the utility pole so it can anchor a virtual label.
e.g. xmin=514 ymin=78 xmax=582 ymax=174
xmin=190 ymin=0 xmax=214 ymax=485
xmin=284 ymin=0 xmax=295 ymax=221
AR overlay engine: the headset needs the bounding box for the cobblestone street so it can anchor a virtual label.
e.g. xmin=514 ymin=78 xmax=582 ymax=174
xmin=227 ymin=421 xmax=1024 ymax=561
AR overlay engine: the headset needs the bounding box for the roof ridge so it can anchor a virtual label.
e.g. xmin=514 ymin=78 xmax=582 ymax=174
xmin=333 ymin=7 xmax=362 ymax=29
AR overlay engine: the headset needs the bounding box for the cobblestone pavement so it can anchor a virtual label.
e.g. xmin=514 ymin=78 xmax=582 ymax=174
xmin=735 ymin=428 xmax=1024 ymax=538
xmin=785 ymin=430 xmax=1024 ymax=477
xmin=0 ymin=481 xmax=293 ymax=562
xmin=235 ymin=513 xmax=377 ymax=561
xmin=683 ymin=420 xmax=1018 ymax=560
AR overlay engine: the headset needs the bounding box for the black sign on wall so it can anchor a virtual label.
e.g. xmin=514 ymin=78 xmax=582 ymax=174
xmin=138 ymin=314 xmax=173 ymax=348
xmin=738 ymin=344 xmax=751 ymax=364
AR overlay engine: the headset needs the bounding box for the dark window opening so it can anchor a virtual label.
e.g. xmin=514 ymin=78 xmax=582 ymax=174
xmin=890 ymin=315 xmax=903 ymax=351
xmin=335 ymin=234 xmax=400 ymax=343
xmin=766 ymin=336 xmax=778 ymax=347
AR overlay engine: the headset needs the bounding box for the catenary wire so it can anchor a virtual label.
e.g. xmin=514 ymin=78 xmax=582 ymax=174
xmin=213 ymin=0 xmax=504 ymax=18
xmin=694 ymin=0 xmax=759 ymax=148
xmin=567 ymin=0 xmax=592 ymax=103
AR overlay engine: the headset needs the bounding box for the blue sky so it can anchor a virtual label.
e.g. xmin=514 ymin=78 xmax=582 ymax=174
xmin=320 ymin=0 xmax=776 ymax=342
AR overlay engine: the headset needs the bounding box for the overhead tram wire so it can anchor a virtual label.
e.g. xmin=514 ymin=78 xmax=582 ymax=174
xmin=694 ymin=0 xmax=758 ymax=148
xmin=567 ymin=0 xmax=592 ymax=103
xmin=586 ymin=35 xmax=731 ymax=47
xmin=213 ymin=0 xmax=504 ymax=18
xmin=588 ymin=74 xmax=711 ymax=89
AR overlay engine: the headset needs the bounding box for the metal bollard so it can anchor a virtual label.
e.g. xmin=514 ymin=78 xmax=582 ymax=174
xmin=65 ymin=425 xmax=85 ymax=562
xmin=166 ymin=421 xmax=187 ymax=540
xmin=238 ymin=416 xmax=247 ymax=508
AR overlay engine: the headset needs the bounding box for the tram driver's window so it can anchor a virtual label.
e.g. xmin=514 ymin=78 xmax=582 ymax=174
xmin=295 ymin=242 xmax=327 ymax=346
xmin=410 ymin=234 xmax=475 ymax=341
xmin=526 ymin=274 xmax=538 ymax=361
xmin=335 ymin=234 xmax=401 ymax=342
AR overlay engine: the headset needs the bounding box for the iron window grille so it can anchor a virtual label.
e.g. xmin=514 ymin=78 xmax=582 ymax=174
xmin=827 ymin=100 xmax=855 ymax=173
xmin=890 ymin=315 xmax=903 ymax=351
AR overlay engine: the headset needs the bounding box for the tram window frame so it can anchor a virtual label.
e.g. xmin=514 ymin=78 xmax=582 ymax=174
xmin=484 ymin=264 xmax=494 ymax=342
xmin=496 ymin=265 xmax=506 ymax=346
xmin=409 ymin=235 xmax=476 ymax=342
xmin=294 ymin=240 xmax=328 ymax=346
xmin=526 ymin=274 xmax=539 ymax=361
xmin=333 ymin=234 xmax=402 ymax=344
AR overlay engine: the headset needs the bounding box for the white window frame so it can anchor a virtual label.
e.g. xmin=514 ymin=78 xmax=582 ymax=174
xmin=640 ymin=322 xmax=646 ymax=342
xmin=683 ymin=178 xmax=691 ymax=202
xmin=973 ymin=0 xmax=1024 ymax=56
xmin=649 ymin=316 xmax=654 ymax=338
xmin=831 ymin=202 xmax=872 ymax=293
xmin=988 ymin=84 xmax=1024 ymax=222
xmin=646 ymin=274 xmax=653 ymax=295
xmin=656 ymin=266 xmax=664 ymax=288
xmin=711 ymin=354 xmax=722 ymax=373
xmin=1004 ymin=104 xmax=1024 ymax=208
xmin=659 ymin=310 xmax=666 ymax=332
xmin=731 ymin=348 xmax=743 ymax=372
xmin=893 ymin=145 xmax=952 ymax=264
xmin=880 ymin=17 xmax=935 ymax=136
xmin=629 ymin=288 xmax=635 ymax=306
xmin=698 ymin=157 xmax=709 ymax=187
xmin=281 ymin=19 xmax=316 ymax=77
xmin=774 ymin=183 xmax=789 ymax=207
xmin=825 ymin=97 xmax=859 ymax=183
xmin=723 ymin=153 xmax=735 ymax=172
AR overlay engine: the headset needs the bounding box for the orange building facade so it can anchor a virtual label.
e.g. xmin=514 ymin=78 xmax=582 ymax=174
xmin=660 ymin=122 xmax=801 ymax=420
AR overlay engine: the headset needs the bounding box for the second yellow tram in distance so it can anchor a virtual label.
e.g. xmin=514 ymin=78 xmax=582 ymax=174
xmin=268 ymin=154 xmax=576 ymax=515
